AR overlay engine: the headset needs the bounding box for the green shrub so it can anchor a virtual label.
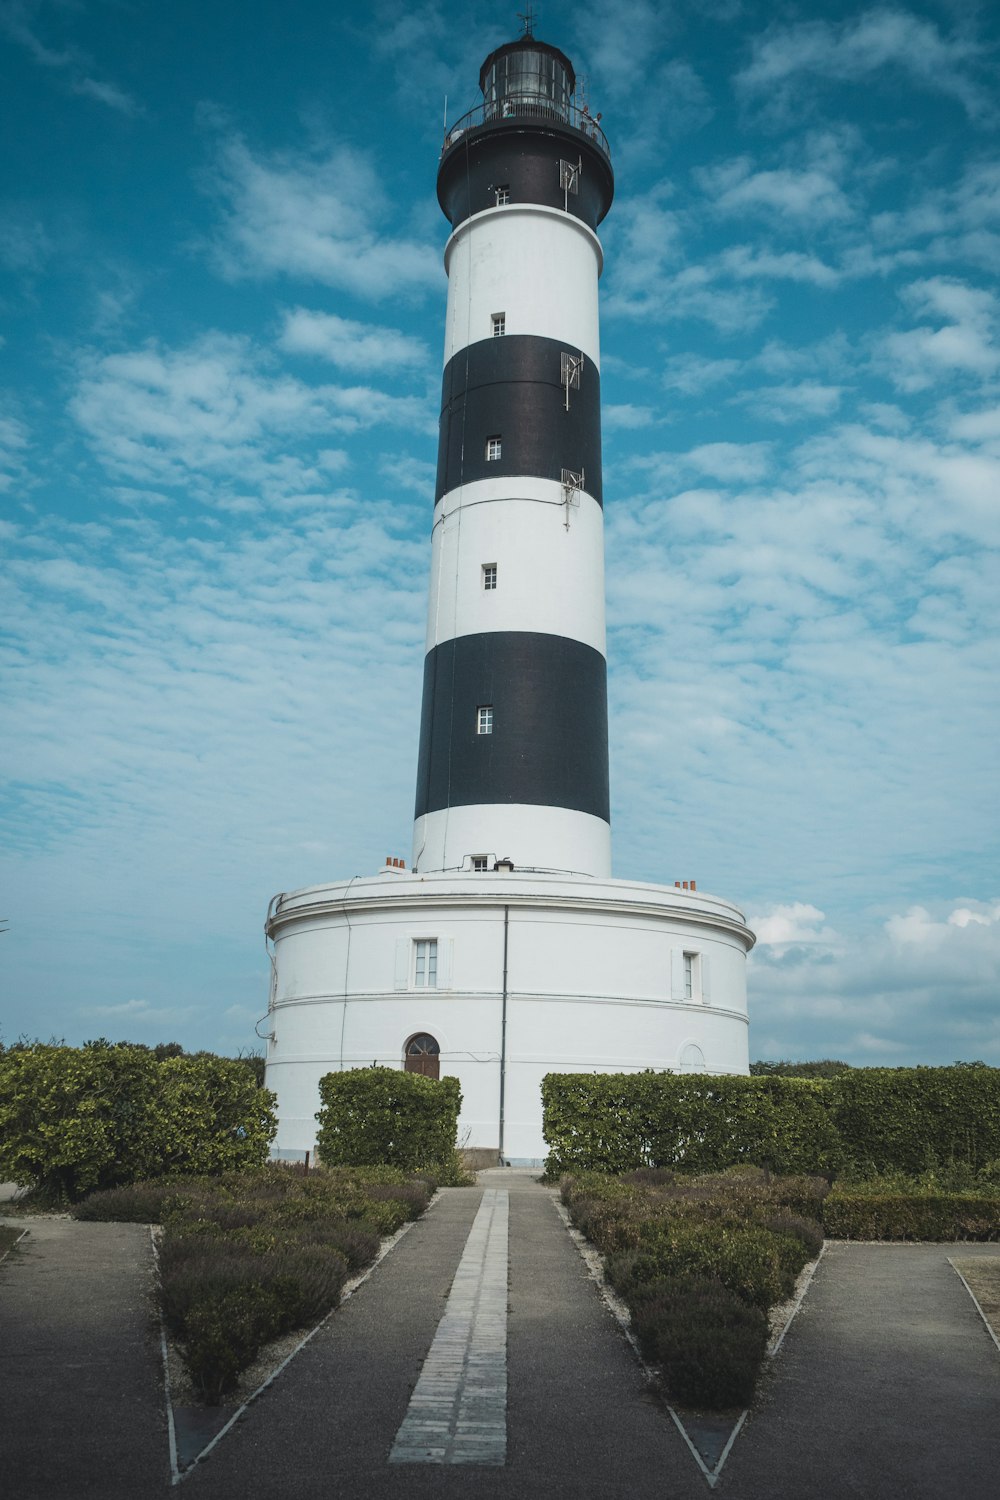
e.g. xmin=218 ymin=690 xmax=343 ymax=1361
xmin=631 ymin=1219 xmax=792 ymax=1309
xmin=316 ymin=1067 xmax=461 ymax=1173
xmin=828 ymin=1066 xmax=1000 ymax=1176
xmin=72 ymin=1178 xmax=185 ymax=1223
xmin=823 ymin=1188 xmax=1000 ymax=1241
xmin=543 ymin=1072 xmax=842 ymax=1178
xmin=180 ymin=1285 xmax=285 ymax=1405
xmin=628 ymin=1275 xmax=770 ymax=1409
xmin=0 ymin=1042 xmax=276 ymax=1201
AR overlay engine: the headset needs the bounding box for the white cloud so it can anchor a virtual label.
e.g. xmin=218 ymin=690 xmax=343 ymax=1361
xmin=740 ymin=382 xmax=844 ymax=424
xmin=604 ymin=403 xmax=657 ymax=430
xmin=203 ymin=132 xmax=442 ymax=299
xmin=748 ymin=898 xmax=1000 ymax=1063
xmin=0 ymin=406 xmax=30 ymax=494
xmin=0 ymin=0 xmax=142 ymax=115
xmin=749 ymin=902 xmax=840 ymax=948
xmin=278 ymin=308 xmax=430 ymax=372
xmin=699 ymin=158 xmax=851 ymax=224
xmin=69 ymin=332 xmax=433 ymax=494
xmin=737 ymin=9 xmax=991 ymax=121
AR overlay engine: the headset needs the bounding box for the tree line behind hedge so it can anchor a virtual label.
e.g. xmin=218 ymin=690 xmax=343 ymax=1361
xmin=542 ymin=1065 xmax=1000 ymax=1178
xmin=0 ymin=1040 xmax=276 ymax=1201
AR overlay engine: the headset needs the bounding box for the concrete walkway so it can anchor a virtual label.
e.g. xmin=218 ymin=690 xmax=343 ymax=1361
xmin=1 ymin=1173 xmax=999 ymax=1499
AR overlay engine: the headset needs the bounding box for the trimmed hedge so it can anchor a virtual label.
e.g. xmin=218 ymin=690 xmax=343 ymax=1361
xmin=0 ymin=1042 xmax=276 ymax=1202
xmin=827 ymin=1067 xmax=1000 ymax=1176
xmin=543 ymin=1073 xmax=842 ymax=1177
xmin=543 ymin=1066 xmax=1000 ymax=1180
xmin=316 ymin=1067 xmax=462 ymax=1174
xmin=823 ymin=1188 xmax=1000 ymax=1241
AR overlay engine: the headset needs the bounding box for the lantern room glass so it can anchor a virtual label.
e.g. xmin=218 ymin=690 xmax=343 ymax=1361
xmin=482 ymin=48 xmax=572 ymax=120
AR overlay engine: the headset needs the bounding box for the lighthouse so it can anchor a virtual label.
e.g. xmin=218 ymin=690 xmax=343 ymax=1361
xmin=264 ymin=31 xmax=755 ymax=1164
xmin=414 ymin=35 xmax=613 ymax=880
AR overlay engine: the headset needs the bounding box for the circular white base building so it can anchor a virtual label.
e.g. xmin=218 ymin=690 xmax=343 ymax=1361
xmin=265 ymin=867 xmax=753 ymax=1164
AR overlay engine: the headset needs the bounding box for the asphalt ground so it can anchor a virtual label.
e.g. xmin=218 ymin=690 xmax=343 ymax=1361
xmin=1 ymin=1173 xmax=999 ymax=1500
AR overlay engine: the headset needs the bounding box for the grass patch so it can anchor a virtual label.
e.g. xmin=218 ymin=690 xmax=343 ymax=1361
xmin=73 ymin=1162 xmax=439 ymax=1404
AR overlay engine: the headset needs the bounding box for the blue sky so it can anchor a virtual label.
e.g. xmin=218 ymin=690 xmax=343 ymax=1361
xmin=2 ymin=0 xmax=998 ymax=1065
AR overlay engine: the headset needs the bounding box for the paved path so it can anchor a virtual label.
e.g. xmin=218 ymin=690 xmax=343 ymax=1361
xmin=1 ymin=1174 xmax=999 ymax=1499
xmin=0 ymin=1214 xmax=165 ymax=1498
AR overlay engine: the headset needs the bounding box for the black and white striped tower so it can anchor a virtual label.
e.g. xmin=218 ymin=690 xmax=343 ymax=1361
xmin=413 ymin=32 xmax=615 ymax=878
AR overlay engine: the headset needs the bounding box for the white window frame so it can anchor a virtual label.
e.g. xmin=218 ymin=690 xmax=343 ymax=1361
xmin=472 ymin=855 xmax=490 ymax=872
xmin=477 ymin=704 xmax=494 ymax=735
xmin=413 ymin=938 xmax=438 ymax=988
xmin=482 ymin=562 xmax=497 ymax=590
xmin=486 ymin=435 xmax=502 ymax=461
xmin=495 ymin=185 xmax=510 ymax=206
xmin=683 ymin=951 xmax=696 ymax=1001
xmin=491 ymin=312 xmax=506 ymax=336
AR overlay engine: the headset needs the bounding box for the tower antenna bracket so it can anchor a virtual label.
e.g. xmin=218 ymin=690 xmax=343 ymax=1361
xmin=517 ymin=7 xmax=536 ymax=37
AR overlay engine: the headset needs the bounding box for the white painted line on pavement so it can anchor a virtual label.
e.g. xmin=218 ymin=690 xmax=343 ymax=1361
xmin=948 ymin=1257 xmax=1000 ymax=1355
xmin=0 ymin=1226 xmax=29 ymax=1267
xmin=389 ymin=1188 xmax=509 ymax=1466
xmin=770 ymin=1243 xmax=826 ymax=1358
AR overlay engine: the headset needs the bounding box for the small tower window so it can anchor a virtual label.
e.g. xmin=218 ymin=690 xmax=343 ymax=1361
xmin=486 ymin=436 xmax=502 ymax=461
xmin=495 ymin=185 xmax=510 ymax=206
xmin=477 ymin=705 xmax=494 ymax=735
xmin=492 ymin=312 xmax=506 ymax=336
xmin=472 ymin=855 xmax=489 ymax=872
xmin=483 ymin=563 xmax=497 ymax=590
xmin=414 ymin=939 xmax=438 ymax=988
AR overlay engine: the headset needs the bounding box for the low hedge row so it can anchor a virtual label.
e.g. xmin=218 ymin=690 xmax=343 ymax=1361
xmin=823 ymin=1188 xmax=1000 ymax=1241
xmin=562 ymin=1167 xmax=827 ymax=1410
xmin=75 ymin=1162 xmax=437 ymax=1403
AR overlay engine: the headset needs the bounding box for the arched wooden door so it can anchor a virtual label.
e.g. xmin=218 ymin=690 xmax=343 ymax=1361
xmin=404 ymin=1033 xmax=440 ymax=1079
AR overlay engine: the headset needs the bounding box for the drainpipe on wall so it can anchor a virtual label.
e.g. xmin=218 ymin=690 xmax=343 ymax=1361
xmin=498 ymin=904 xmax=509 ymax=1162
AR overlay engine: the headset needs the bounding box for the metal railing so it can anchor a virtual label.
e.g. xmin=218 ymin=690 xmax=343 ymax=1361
xmin=442 ymin=99 xmax=610 ymax=159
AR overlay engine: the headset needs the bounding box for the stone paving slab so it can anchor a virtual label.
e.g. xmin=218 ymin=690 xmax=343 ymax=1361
xmin=389 ymin=1188 xmax=509 ymax=1465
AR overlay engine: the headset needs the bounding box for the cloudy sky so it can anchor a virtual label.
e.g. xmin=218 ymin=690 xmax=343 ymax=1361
xmin=2 ymin=0 xmax=998 ymax=1066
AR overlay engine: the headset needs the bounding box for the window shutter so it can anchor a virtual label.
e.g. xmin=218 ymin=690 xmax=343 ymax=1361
xmin=700 ymin=954 xmax=711 ymax=1004
xmin=394 ymin=938 xmax=409 ymax=990
xmin=438 ymin=936 xmax=454 ymax=989
xmin=670 ymin=949 xmax=685 ymax=1001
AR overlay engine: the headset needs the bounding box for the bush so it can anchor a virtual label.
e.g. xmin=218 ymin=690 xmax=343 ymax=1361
xmin=543 ymin=1073 xmax=842 ymax=1178
xmin=0 ymin=1042 xmax=276 ymax=1201
xmin=629 ymin=1276 xmax=770 ymax=1409
xmin=316 ymin=1068 xmax=462 ymax=1173
xmin=564 ymin=1166 xmax=828 ymax=1411
xmin=631 ymin=1219 xmax=792 ymax=1310
xmin=73 ymin=1178 xmax=185 ymax=1223
xmin=828 ymin=1067 xmax=1000 ymax=1176
xmin=823 ymin=1188 xmax=1000 ymax=1241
